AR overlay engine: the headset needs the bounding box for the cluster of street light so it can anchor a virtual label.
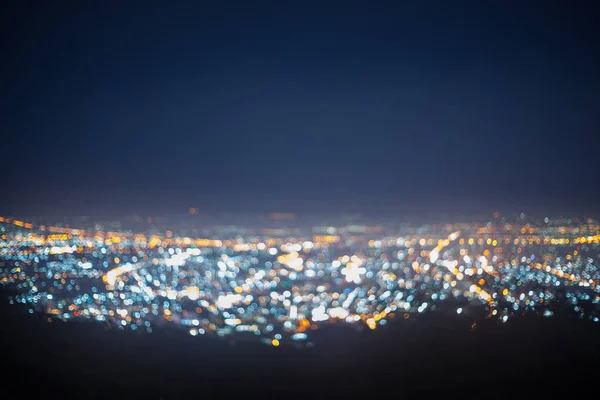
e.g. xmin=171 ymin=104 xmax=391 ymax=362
xmin=1 ymin=215 xmax=599 ymax=346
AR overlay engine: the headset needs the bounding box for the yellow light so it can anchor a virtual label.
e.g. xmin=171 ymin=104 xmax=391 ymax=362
xmin=272 ymin=339 xmax=280 ymax=347
xmin=502 ymin=288 xmax=508 ymax=296
xmin=367 ymin=318 xmax=376 ymax=330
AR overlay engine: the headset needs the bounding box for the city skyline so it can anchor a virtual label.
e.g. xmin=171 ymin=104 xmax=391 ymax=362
xmin=2 ymin=2 xmax=600 ymax=397
xmin=2 ymin=213 xmax=599 ymax=347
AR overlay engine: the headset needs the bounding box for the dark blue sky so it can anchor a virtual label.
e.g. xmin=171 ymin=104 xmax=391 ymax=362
xmin=2 ymin=1 xmax=599 ymax=215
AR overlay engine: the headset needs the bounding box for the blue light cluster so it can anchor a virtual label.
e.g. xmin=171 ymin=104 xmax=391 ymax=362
xmin=1 ymin=216 xmax=599 ymax=346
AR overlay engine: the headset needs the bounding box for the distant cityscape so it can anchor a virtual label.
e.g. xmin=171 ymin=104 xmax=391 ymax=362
xmin=1 ymin=212 xmax=599 ymax=347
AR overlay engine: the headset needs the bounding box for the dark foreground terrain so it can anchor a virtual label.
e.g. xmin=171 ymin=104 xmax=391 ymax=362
xmin=2 ymin=296 xmax=599 ymax=399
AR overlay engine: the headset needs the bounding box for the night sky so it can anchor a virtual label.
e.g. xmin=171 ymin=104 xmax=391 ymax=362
xmin=2 ymin=1 xmax=599 ymax=216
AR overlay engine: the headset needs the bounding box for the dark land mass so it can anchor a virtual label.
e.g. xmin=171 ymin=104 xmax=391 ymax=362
xmin=2 ymin=294 xmax=599 ymax=399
